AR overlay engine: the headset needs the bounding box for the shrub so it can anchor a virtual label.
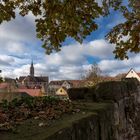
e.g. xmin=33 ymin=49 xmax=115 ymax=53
xmin=67 ymin=88 xmax=96 ymax=101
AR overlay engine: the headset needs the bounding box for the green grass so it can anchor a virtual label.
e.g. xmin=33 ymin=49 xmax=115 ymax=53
xmin=0 ymin=101 xmax=112 ymax=140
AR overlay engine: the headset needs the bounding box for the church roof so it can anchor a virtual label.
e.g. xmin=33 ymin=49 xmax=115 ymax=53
xmin=49 ymin=80 xmax=64 ymax=86
xmin=67 ymin=80 xmax=85 ymax=87
xmin=35 ymin=77 xmax=48 ymax=82
xmin=18 ymin=61 xmax=48 ymax=83
xmin=22 ymin=76 xmax=37 ymax=82
xmin=18 ymin=76 xmax=48 ymax=83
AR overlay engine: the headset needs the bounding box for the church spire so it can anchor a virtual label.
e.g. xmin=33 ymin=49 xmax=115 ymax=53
xmin=30 ymin=60 xmax=34 ymax=77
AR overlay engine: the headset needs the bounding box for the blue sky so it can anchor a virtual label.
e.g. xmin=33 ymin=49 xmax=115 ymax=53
xmin=0 ymin=8 xmax=140 ymax=80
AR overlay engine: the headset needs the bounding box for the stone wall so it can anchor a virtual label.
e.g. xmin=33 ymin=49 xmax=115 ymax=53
xmin=94 ymin=79 xmax=140 ymax=140
xmin=46 ymin=78 xmax=140 ymax=140
xmin=46 ymin=105 xmax=115 ymax=140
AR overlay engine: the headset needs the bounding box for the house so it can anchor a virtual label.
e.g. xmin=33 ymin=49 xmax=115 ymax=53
xmin=0 ymin=82 xmax=16 ymax=92
xmin=61 ymin=81 xmax=72 ymax=89
xmin=47 ymin=80 xmax=64 ymax=95
xmin=56 ymin=87 xmax=68 ymax=96
xmin=66 ymin=80 xmax=85 ymax=88
xmin=0 ymin=83 xmax=10 ymax=92
xmin=47 ymin=80 xmax=85 ymax=95
xmin=17 ymin=89 xmax=42 ymax=97
xmin=16 ymin=81 xmax=47 ymax=97
xmin=18 ymin=61 xmax=48 ymax=93
xmin=3 ymin=77 xmax=16 ymax=83
xmin=125 ymin=68 xmax=140 ymax=81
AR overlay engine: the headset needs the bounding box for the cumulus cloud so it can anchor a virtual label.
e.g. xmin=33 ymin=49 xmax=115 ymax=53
xmin=1 ymin=34 xmax=140 ymax=80
xmin=0 ymin=11 xmax=140 ymax=80
xmin=0 ymin=55 xmax=15 ymax=66
xmin=45 ymin=39 xmax=115 ymax=67
xmin=1 ymin=39 xmax=140 ymax=80
xmin=98 ymin=54 xmax=140 ymax=76
xmin=0 ymin=12 xmax=39 ymax=57
xmin=0 ymin=12 xmax=36 ymax=42
xmin=0 ymin=38 xmax=116 ymax=80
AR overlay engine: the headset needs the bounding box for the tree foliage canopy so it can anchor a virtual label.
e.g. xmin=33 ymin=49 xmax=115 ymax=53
xmin=0 ymin=0 xmax=140 ymax=59
xmin=106 ymin=0 xmax=140 ymax=59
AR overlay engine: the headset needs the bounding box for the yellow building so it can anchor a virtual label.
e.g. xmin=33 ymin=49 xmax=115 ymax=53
xmin=56 ymin=87 xmax=68 ymax=97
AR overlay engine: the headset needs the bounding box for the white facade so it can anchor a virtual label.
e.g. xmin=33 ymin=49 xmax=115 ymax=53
xmin=125 ymin=69 xmax=140 ymax=81
xmin=62 ymin=81 xmax=71 ymax=89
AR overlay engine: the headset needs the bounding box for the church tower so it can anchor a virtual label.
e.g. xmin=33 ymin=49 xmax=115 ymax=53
xmin=30 ymin=61 xmax=34 ymax=77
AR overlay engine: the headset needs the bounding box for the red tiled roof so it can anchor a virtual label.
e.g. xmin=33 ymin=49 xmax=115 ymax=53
xmin=137 ymin=73 xmax=140 ymax=77
xmin=0 ymin=83 xmax=9 ymax=89
xmin=101 ymin=76 xmax=116 ymax=81
xmin=49 ymin=80 xmax=64 ymax=85
xmin=17 ymin=89 xmax=41 ymax=96
xmin=49 ymin=80 xmax=84 ymax=87
xmin=115 ymin=73 xmax=126 ymax=78
xmin=18 ymin=85 xmax=27 ymax=89
xmin=68 ymin=80 xmax=85 ymax=87
xmin=36 ymin=77 xmax=48 ymax=82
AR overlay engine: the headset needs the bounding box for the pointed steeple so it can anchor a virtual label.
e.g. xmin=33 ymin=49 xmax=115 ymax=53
xmin=30 ymin=60 xmax=34 ymax=77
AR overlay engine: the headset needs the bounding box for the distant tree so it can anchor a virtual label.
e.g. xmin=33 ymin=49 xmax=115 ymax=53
xmin=0 ymin=77 xmax=3 ymax=83
xmin=86 ymin=63 xmax=101 ymax=80
xmin=83 ymin=63 xmax=102 ymax=86
xmin=0 ymin=70 xmax=3 ymax=83
xmin=0 ymin=0 xmax=140 ymax=59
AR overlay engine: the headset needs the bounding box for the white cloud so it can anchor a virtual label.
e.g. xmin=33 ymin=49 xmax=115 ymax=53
xmin=0 ymin=38 xmax=118 ymax=80
xmin=0 ymin=40 xmax=140 ymax=80
xmin=45 ymin=39 xmax=115 ymax=67
xmin=1 ymin=34 xmax=140 ymax=80
xmin=98 ymin=54 xmax=140 ymax=76
xmin=0 ymin=12 xmax=36 ymax=42
xmin=1 ymin=11 xmax=140 ymax=81
xmin=3 ymin=41 xmax=26 ymax=53
xmin=0 ymin=12 xmax=39 ymax=57
xmin=86 ymin=39 xmax=115 ymax=58
xmin=1 ymin=36 xmax=139 ymax=80
xmin=0 ymin=55 xmax=14 ymax=63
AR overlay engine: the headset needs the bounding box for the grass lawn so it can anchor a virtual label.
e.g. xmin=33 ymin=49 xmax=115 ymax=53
xmin=0 ymin=101 xmax=112 ymax=140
